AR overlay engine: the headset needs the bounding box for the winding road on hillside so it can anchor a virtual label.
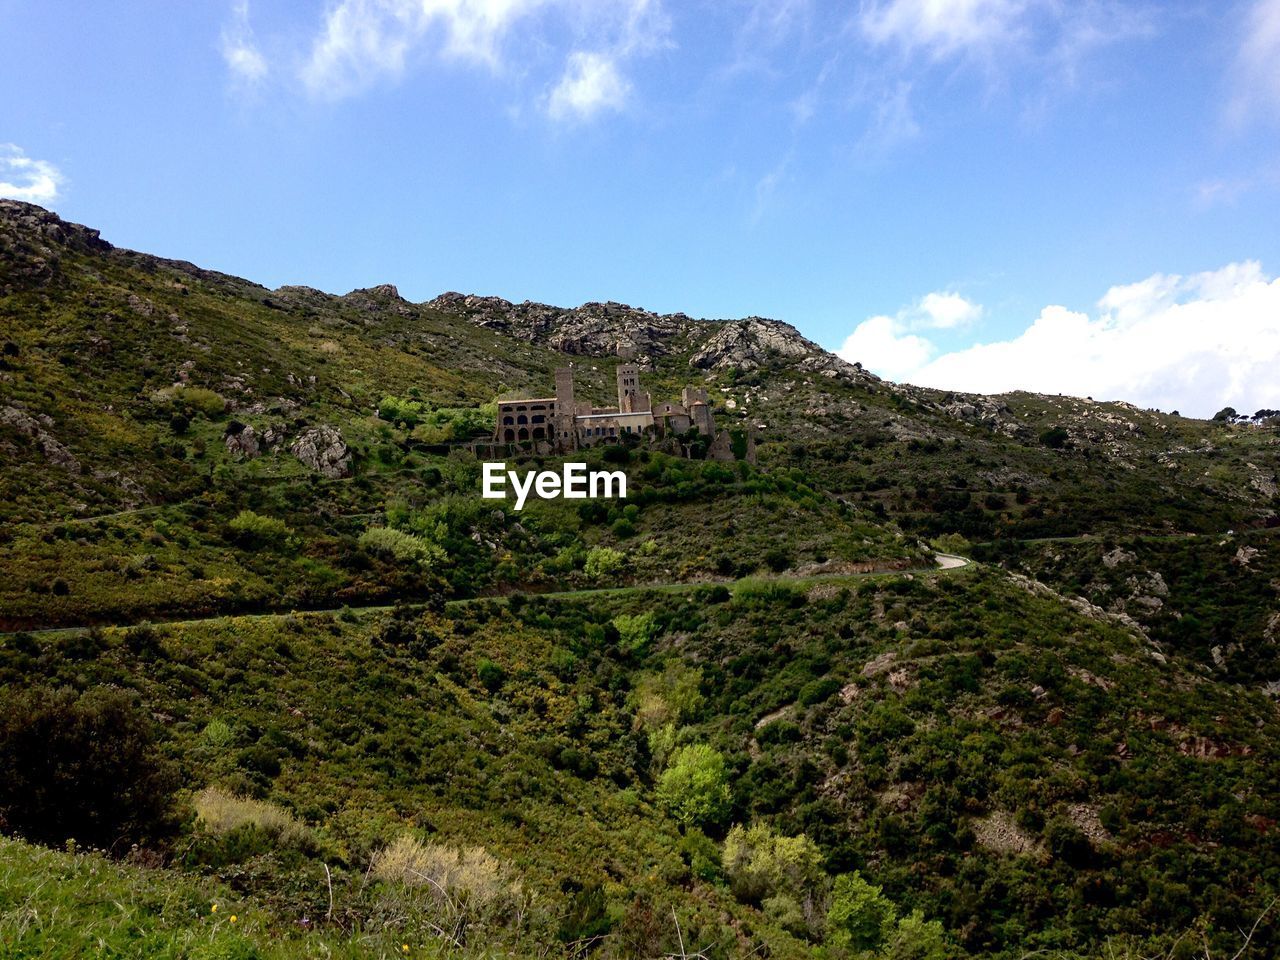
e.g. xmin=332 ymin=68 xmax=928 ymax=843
xmin=0 ymin=553 xmax=973 ymax=640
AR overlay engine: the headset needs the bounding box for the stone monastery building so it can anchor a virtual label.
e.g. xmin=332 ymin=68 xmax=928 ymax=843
xmin=493 ymin=362 xmax=715 ymax=451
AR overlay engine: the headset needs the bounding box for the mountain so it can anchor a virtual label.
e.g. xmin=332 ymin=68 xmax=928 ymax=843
xmin=2 ymin=201 xmax=1279 ymax=959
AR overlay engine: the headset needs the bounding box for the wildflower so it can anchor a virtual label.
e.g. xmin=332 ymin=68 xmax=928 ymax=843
xmin=402 ymin=946 xmax=410 ymax=954
xmin=230 ymin=915 xmax=237 ymax=924
xmin=211 ymin=904 xmax=218 ymax=913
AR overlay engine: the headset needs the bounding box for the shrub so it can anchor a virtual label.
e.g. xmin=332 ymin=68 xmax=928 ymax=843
xmin=884 ymin=909 xmax=950 ymax=960
xmin=228 ymin=510 xmax=291 ymax=547
xmin=0 ymin=686 xmax=176 ymax=848
xmin=1039 ymin=426 xmax=1069 ymax=449
xmin=371 ymin=833 xmax=522 ymax=916
xmin=611 ymin=612 xmax=657 ymax=656
xmin=656 ymin=744 xmax=731 ymax=827
xmin=722 ymin=823 xmax=824 ymax=907
xmin=477 ymin=658 xmax=506 ymax=692
xmin=633 ymin=663 xmax=704 ymax=730
xmin=798 ymin=677 xmax=842 ymax=706
xmin=764 ymin=547 xmax=792 ymax=572
xmin=359 ymin=526 xmax=445 ymax=567
xmin=584 ymin=546 xmax=626 ymax=579
xmin=193 ymin=786 xmax=308 ymax=847
xmin=203 ymin=718 xmax=235 ymax=747
xmin=152 ymin=384 xmax=226 ymax=417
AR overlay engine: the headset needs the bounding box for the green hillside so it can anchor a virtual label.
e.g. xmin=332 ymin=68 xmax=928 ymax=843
xmin=2 ymin=201 xmax=1280 ymax=959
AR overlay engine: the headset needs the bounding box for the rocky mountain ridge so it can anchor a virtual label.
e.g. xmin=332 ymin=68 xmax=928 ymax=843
xmin=425 ymin=290 xmax=879 ymax=385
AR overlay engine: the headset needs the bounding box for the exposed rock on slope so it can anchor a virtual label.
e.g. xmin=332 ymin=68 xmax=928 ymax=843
xmin=0 ymin=200 xmax=112 ymax=292
xmin=427 ymin=292 xmax=692 ymax=358
xmin=291 ymin=425 xmax=352 ymax=478
xmin=428 ymin=291 xmax=880 ymax=387
xmin=0 ymin=404 xmax=81 ymax=473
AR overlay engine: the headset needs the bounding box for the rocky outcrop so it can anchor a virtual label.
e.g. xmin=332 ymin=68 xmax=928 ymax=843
xmin=224 ymin=422 xmax=261 ymax=459
xmin=290 ymin=425 xmax=352 ymax=478
xmin=0 ymin=404 xmax=80 ymax=473
xmin=429 ymin=291 xmax=880 ymax=384
xmin=0 ymin=200 xmax=112 ymax=292
xmin=429 ymin=292 xmax=691 ymax=359
xmin=1102 ymin=548 xmax=1136 ymax=569
xmin=342 ymin=284 xmax=414 ymax=318
xmin=92 ymin=470 xmax=148 ymax=507
xmin=224 ymin=421 xmax=288 ymax=459
xmin=691 ymin=317 xmax=831 ymax=373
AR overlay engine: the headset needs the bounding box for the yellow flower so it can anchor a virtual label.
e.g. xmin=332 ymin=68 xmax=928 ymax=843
xmin=211 ymin=904 xmax=218 ymax=913
xmin=230 ymin=915 xmax=237 ymax=924
xmin=402 ymin=946 xmax=410 ymax=954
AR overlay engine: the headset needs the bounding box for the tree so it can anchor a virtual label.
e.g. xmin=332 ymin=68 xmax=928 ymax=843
xmin=722 ymin=823 xmax=826 ymax=938
xmin=0 ymin=686 xmax=176 ymax=849
xmin=885 ymin=910 xmax=949 ymax=960
xmin=1213 ymin=406 xmax=1238 ymax=422
xmin=1038 ymin=426 xmax=1069 ymax=449
xmin=656 ymin=744 xmax=731 ymax=827
xmin=826 ymin=872 xmax=898 ymax=953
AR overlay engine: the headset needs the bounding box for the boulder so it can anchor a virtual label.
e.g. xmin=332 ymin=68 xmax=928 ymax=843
xmin=224 ymin=422 xmax=260 ymax=459
xmin=291 ymin=425 xmax=352 ymax=478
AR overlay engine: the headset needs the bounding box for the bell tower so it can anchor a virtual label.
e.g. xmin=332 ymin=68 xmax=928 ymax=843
xmin=554 ymin=365 xmax=577 ymax=449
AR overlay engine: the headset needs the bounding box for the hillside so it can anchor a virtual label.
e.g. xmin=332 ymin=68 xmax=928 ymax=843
xmin=2 ymin=201 xmax=1280 ymax=959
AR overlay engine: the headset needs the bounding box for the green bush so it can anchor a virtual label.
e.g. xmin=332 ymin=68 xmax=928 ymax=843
xmin=722 ymin=823 xmax=824 ymax=908
xmin=0 ymin=686 xmax=176 ymax=848
xmin=358 ymin=526 xmax=445 ymax=567
xmin=798 ymin=677 xmax=842 ymax=706
xmin=656 ymin=743 xmax=731 ymax=827
xmin=228 ymin=510 xmax=292 ymax=547
xmin=611 ymin=612 xmax=657 ymax=656
xmin=477 ymin=658 xmax=506 ymax=691
xmin=584 ymin=546 xmax=626 ymax=579
xmin=1039 ymin=426 xmax=1069 ymax=449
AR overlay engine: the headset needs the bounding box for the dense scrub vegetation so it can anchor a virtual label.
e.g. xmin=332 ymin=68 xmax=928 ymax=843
xmin=4 ymin=569 xmax=1279 ymax=957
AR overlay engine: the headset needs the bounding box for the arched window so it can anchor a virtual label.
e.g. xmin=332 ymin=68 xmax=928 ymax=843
xmin=518 ymin=428 xmax=529 ymax=441
xmin=517 ymin=415 xmax=528 ymax=425
xmin=502 ymin=416 xmax=514 ymax=426
xmin=504 ymin=429 xmax=515 ymax=442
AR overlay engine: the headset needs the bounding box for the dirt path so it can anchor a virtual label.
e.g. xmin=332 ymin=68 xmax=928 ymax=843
xmin=1 ymin=552 xmax=975 ymax=639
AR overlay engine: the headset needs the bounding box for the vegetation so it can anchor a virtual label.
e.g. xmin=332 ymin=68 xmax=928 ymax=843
xmin=2 ymin=202 xmax=1279 ymax=957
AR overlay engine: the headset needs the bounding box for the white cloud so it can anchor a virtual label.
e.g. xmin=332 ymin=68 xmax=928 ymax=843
xmin=547 ymin=51 xmax=631 ymax=120
xmin=296 ymin=0 xmax=668 ymax=114
xmin=836 ymin=289 xmax=980 ymax=378
xmin=221 ymin=1 xmax=269 ymax=84
xmin=0 ymin=145 xmax=64 ymax=204
xmin=838 ymin=262 xmax=1280 ymax=418
xmin=1231 ymin=0 xmax=1280 ymax=123
xmin=918 ymin=291 xmax=982 ymax=328
xmin=839 ymin=314 xmax=936 ymax=381
xmin=859 ymin=0 xmax=1030 ymax=59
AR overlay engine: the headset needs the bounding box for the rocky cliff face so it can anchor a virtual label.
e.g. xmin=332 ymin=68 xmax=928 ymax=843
xmin=426 ymin=292 xmax=693 ymax=358
xmin=426 ymin=291 xmax=879 ymax=385
xmin=0 ymin=200 xmax=112 ymax=293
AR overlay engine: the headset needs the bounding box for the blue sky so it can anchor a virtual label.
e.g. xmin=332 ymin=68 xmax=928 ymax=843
xmin=3 ymin=0 xmax=1279 ymax=416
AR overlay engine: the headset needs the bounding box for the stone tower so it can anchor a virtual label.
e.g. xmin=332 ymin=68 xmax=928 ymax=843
xmin=616 ymin=362 xmax=651 ymax=414
xmin=554 ymin=365 xmax=577 ymax=449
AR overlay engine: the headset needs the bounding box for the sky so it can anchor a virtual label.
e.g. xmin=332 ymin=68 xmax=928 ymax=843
xmin=2 ymin=0 xmax=1279 ymax=418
